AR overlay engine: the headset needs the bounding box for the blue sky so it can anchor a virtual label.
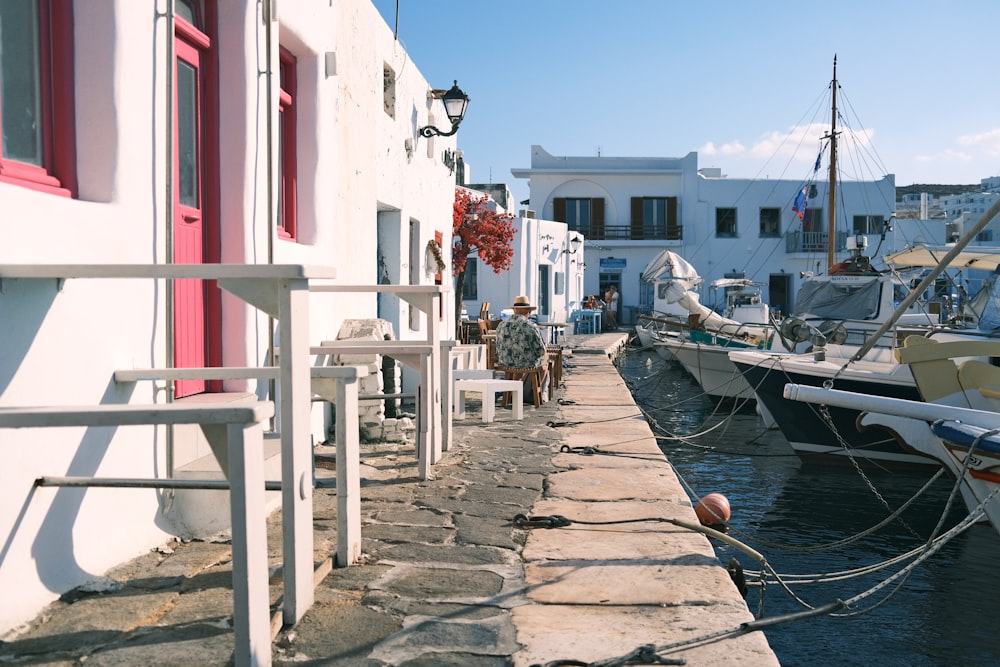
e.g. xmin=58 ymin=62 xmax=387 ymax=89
xmin=371 ymin=0 xmax=1000 ymax=208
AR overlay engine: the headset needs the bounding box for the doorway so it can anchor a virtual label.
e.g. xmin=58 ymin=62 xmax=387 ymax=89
xmin=172 ymin=4 xmax=220 ymax=397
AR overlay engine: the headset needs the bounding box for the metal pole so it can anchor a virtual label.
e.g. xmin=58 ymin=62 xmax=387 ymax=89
xmin=36 ymin=476 xmax=282 ymax=491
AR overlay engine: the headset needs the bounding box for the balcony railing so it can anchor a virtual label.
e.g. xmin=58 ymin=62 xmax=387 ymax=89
xmin=586 ymin=224 xmax=683 ymax=241
xmin=785 ymin=230 xmax=847 ymax=253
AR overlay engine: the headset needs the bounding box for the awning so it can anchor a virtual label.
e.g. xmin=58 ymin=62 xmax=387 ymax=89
xmin=883 ymin=244 xmax=1000 ymax=272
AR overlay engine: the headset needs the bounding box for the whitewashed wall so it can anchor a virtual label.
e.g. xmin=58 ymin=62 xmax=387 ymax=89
xmin=0 ymin=0 xmax=455 ymax=633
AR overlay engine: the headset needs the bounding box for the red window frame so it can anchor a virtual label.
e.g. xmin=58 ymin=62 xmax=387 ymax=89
xmin=0 ymin=0 xmax=77 ymax=197
xmin=277 ymin=47 xmax=297 ymax=241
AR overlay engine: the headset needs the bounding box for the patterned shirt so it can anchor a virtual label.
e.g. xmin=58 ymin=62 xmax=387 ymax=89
xmin=494 ymin=314 xmax=546 ymax=369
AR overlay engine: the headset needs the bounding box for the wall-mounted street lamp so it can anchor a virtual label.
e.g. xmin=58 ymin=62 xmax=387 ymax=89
xmin=560 ymin=235 xmax=582 ymax=256
xmin=419 ymin=81 xmax=470 ymax=138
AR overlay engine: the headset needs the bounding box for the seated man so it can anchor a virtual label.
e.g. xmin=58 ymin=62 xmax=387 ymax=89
xmin=494 ymin=295 xmax=549 ymax=403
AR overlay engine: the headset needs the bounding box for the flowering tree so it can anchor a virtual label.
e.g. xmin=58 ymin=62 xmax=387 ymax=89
xmin=452 ymin=189 xmax=517 ymax=330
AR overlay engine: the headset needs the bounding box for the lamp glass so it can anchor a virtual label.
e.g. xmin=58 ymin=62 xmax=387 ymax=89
xmin=442 ymin=81 xmax=469 ymax=124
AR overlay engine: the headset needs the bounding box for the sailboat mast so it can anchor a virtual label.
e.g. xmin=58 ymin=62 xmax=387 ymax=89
xmin=827 ymin=56 xmax=838 ymax=270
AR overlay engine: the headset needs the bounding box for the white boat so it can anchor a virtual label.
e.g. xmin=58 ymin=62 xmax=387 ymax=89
xmin=654 ymin=288 xmax=773 ymax=402
xmin=730 ymin=238 xmax=1000 ymax=464
xmin=784 ymin=337 xmax=1000 ymax=533
xmin=639 ymin=258 xmax=776 ymax=382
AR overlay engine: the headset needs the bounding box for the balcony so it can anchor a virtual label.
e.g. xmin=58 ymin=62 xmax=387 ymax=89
xmin=587 ymin=224 xmax=683 ymax=242
xmin=785 ymin=230 xmax=847 ymax=254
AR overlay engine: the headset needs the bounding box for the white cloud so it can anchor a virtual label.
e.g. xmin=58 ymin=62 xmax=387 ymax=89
xmin=913 ymin=149 xmax=974 ymax=165
xmin=957 ymin=128 xmax=1000 ymax=157
xmin=745 ymin=122 xmax=875 ymax=162
xmin=698 ymin=140 xmax=745 ymax=156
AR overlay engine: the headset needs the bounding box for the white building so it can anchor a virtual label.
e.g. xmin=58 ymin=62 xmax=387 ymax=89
xmin=938 ymin=177 xmax=1000 ymax=244
xmin=513 ymin=145 xmax=943 ymax=321
xmin=0 ymin=0 xmax=459 ymax=634
xmin=457 ymin=184 xmax=584 ymax=327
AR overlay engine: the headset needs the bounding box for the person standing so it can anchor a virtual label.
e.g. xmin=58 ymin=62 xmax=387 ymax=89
xmin=494 ymin=295 xmax=549 ymax=402
xmin=604 ymin=285 xmax=619 ymax=330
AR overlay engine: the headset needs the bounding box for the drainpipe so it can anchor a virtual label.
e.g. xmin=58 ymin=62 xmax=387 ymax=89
xmin=262 ymin=0 xmax=277 ymax=418
xmin=165 ymin=0 xmax=174 ymax=367
xmin=164 ymin=0 xmax=176 ymax=480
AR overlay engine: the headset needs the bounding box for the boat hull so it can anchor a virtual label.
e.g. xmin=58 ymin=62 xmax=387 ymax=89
xmin=667 ymin=341 xmax=756 ymax=400
xmin=732 ymin=353 xmax=930 ymax=465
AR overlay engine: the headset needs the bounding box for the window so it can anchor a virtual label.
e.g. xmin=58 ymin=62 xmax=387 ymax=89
xmin=759 ymin=208 xmax=781 ymax=237
xmin=638 ymin=278 xmax=654 ymax=310
xmin=715 ymin=208 xmax=737 ymax=237
xmin=538 ymin=265 xmax=550 ymax=316
xmin=553 ymin=197 xmax=605 ymax=238
xmin=630 ymin=197 xmax=679 ymax=240
xmin=563 ymin=198 xmax=589 ymax=233
xmin=383 ymin=64 xmax=395 ymax=118
xmin=462 ymin=258 xmax=478 ymax=300
xmin=277 ymin=47 xmax=297 ymax=240
xmin=0 ymin=0 xmax=76 ymax=195
xmin=853 ymin=215 xmax=883 ymax=234
xmin=802 ymin=207 xmax=823 ymax=233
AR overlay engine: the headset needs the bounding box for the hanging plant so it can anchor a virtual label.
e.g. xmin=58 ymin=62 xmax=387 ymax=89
xmin=426 ymin=239 xmax=446 ymax=274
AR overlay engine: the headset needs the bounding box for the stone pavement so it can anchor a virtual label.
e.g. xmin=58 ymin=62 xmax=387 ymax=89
xmin=0 ymin=333 xmax=779 ymax=666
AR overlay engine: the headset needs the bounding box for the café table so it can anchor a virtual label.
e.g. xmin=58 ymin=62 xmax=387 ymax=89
xmin=0 ymin=262 xmax=335 ymax=626
xmin=571 ymin=309 xmax=602 ymax=334
xmin=308 ymin=283 xmax=448 ymax=470
xmin=538 ymin=321 xmax=568 ymax=345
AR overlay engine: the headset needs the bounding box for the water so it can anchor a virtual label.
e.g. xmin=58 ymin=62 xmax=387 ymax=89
xmin=616 ymin=348 xmax=1000 ymax=667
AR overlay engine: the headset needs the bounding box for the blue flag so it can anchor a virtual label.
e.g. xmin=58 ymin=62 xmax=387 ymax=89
xmin=793 ymin=186 xmax=808 ymax=219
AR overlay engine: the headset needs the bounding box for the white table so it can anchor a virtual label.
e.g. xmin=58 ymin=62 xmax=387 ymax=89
xmin=538 ymin=321 xmax=568 ymax=345
xmin=0 ymin=263 xmax=335 ymax=626
xmin=309 ymin=283 xmax=449 ymax=465
xmin=0 ymin=402 xmax=274 ymax=666
xmin=454 ymin=378 xmax=523 ymax=423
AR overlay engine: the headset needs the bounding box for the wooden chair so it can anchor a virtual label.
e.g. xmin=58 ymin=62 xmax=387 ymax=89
xmin=495 ymin=365 xmax=545 ymax=408
xmin=546 ymin=345 xmax=563 ymax=393
xmin=479 ymin=301 xmax=491 ymax=321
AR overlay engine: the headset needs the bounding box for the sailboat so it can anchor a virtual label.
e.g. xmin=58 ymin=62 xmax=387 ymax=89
xmin=728 ymin=57 xmax=977 ymax=465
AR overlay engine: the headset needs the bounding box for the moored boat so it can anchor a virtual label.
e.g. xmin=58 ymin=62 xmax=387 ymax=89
xmin=783 ymin=337 xmax=1000 ymax=534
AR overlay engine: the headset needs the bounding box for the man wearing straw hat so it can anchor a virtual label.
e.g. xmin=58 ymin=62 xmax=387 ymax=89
xmin=494 ymin=295 xmax=549 ymax=402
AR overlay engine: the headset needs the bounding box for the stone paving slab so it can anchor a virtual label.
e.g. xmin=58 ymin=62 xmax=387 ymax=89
xmin=522 ymin=499 xmax=711 ymax=560
xmin=513 ymin=603 xmax=777 ymax=667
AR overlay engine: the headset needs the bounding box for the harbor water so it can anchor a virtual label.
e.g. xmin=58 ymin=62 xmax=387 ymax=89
xmin=617 ymin=347 xmax=1000 ymax=667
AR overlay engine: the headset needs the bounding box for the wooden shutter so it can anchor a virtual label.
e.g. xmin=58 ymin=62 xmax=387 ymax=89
xmin=630 ymin=197 xmax=643 ymax=239
xmin=553 ymin=198 xmax=566 ymax=222
xmin=591 ymin=198 xmax=605 ymax=238
xmin=667 ymin=197 xmax=679 ymax=239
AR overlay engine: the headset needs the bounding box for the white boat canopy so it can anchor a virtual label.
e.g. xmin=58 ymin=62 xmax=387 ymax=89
xmin=709 ymin=278 xmax=761 ymax=290
xmin=641 ymin=249 xmax=702 ymax=285
xmin=884 ymin=244 xmax=1000 ymax=273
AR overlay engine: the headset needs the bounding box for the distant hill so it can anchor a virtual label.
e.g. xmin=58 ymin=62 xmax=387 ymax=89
xmin=896 ymin=183 xmax=979 ymax=199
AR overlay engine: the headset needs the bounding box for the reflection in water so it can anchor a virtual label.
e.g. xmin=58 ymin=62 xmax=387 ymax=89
xmin=618 ymin=349 xmax=1000 ymax=667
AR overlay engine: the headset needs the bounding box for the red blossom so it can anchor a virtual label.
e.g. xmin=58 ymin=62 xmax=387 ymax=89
xmin=452 ymin=189 xmax=517 ymax=276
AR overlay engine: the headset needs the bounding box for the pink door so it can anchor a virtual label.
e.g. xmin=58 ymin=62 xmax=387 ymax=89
xmin=173 ymin=31 xmax=206 ymax=397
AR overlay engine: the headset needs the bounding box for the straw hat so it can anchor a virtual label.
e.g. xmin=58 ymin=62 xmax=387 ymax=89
xmin=511 ymin=295 xmax=536 ymax=311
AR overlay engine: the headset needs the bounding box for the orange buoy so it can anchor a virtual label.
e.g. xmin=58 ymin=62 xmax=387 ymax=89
xmin=695 ymin=492 xmax=731 ymax=526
